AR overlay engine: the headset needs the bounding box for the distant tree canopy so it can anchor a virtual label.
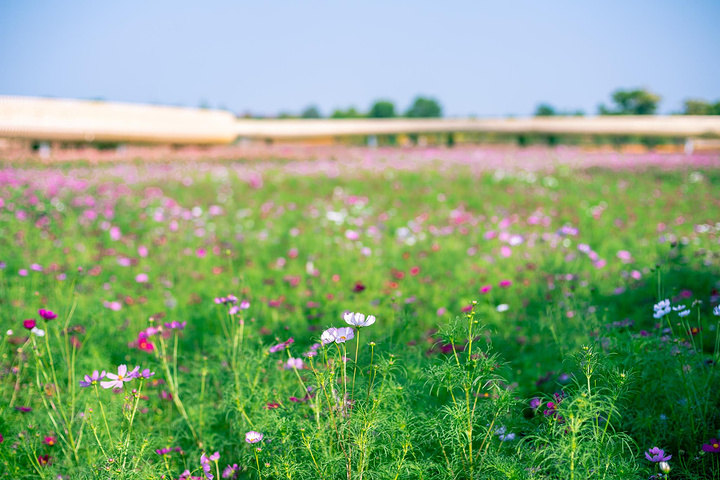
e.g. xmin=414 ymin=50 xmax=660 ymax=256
xmin=330 ymin=107 xmax=363 ymax=119
xmin=368 ymin=100 xmax=397 ymax=118
xmin=301 ymin=105 xmax=322 ymax=119
xmin=534 ymin=103 xmax=584 ymax=117
xmin=405 ymin=96 xmax=442 ymax=118
xmin=683 ymin=99 xmax=720 ymax=115
xmin=599 ymin=88 xmax=661 ymax=115
xmin=535 ymin=103 xmax=556 ymax=116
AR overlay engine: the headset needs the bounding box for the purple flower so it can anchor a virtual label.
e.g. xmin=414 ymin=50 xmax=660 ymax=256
xmin=164 ymin=321 xmax=187 ymax=330
xmin=269 ymin=337 xmax=294 ymax=353
xmin=222 ymin=463 xmax=239 ymax=479
xmin=702 ymin=439 xmax=720 ymax=453
xmin=214 ymin=295 xmax=238 ymax=305
xmin=129 ymin=368 xmax=155 ymax=379
xmin=284 ymin=357 xmax=304 ymax=370
xmin=529 ymin=397 xmax=542 ymax=410
xmin=100 ymin=365 xmax=134 ymax=389
xmin=200 ymin=453 xmax=214 ymax=480
xmin=156 ymin=447 xmax=172 ymax=456
xmin=245 ymin=431 xmax=263 ymax=444
xmin=645 ymin=447 xmax=672 ymax=462
xmin=15 ymin=406 xmax=32 ymax=412
xmin=38 ymin=309 xmax=58 ymax=321
xmin=79 ymin=370 xmax=106 ymax=387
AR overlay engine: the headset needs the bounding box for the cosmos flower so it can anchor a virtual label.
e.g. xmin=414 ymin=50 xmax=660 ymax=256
xmin=321 ymin=328 xmax=338 ymax=345
xmin=79 ymin=370 xmax=106 ymax=387
xmin=31 ymin=326 xmax=45 ymax=337
xmin=713 ymin=306 xmax=720 ymax=317
xmin=245 ymin=431 xmax=264 ymax=444
xmin=645 ymin=447 xmax=671 ymax=462
xmin=653 ymin=300 xmax=671 ymax=319
xmin=23 ymin=319 xmax=36 ymax=330
xmin=38 ymin=309 xmax=57 ymax=321
xmin=129 ymin=368 xmax=155 ymax=379
xmin=100 ymin=365 xmax=134 ymax=389
xmin=343 ymin=312 xmax=376 ymax=327
xmin=200 ymin=452 xmax=220 ymax=480
xmin=702 ymin=439 xmax=720 ymax=453
xmin=269 ymin=337 xmax=294 ymax=353
xmin=285 ymin=357 xmax=304 ymax=370
xmin=222 ymin=464 xmax=239 ymax=479
xmin=164 ymin=321 xmax=187 ymax=330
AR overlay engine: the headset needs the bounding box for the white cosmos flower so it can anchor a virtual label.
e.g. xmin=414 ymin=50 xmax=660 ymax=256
xmin=496 ymin=304 xmax=509 ymax=312
xmin=343 ymin=312 xmax=376 ymax=327
xmin=653 ymin=299 xmax=671 ymax=319
xmin=31 ymin=326 xmax=45 ymax=337
xmin=321 ymin=328 xmax=337 ymax=345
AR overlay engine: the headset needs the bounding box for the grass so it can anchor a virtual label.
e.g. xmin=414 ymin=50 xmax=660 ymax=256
xmin=0 ymin=148 xmax=719 ymax=479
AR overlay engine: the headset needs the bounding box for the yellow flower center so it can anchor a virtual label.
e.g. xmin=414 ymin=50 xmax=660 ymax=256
xmin=714 ymin=443 xmax=719 ymax=448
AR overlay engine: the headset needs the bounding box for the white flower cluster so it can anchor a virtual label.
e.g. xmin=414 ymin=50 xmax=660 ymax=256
xmin=653 ymin=299 xmax=671 ymax=319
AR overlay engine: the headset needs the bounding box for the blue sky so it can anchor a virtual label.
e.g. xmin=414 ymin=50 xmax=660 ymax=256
xmin=1 ymin=1 xmax=718 ymax=116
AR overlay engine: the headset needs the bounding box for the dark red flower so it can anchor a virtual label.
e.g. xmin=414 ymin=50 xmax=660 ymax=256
xmin=352 ymin=281 xmax=366 ymax=293
xmin=23 ymin=319 xmax=36 ymax=330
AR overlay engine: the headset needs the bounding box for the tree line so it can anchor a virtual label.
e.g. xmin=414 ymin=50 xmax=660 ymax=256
xmin=278 ymin=96 xmax=443 ymax=120
xmin=535 ymin=88 xmax=720 ymax=117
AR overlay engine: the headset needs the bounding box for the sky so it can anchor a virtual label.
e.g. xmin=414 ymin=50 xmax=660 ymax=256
xmin=1 ymin=1 xmax=718 ymax=117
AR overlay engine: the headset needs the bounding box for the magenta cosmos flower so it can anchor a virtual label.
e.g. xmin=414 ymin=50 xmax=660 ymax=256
xmin=38 ymin=309 xmax=58 ymax=321
xmin=100 ymin=365 xmax=135 ymax=389
xmin=645 ymin=447 xmax=671 ymax=462
xmin=702 ymin=439 xmax=720 ymax=453
xmin=245 ymin=431 xmax=263 ymax=444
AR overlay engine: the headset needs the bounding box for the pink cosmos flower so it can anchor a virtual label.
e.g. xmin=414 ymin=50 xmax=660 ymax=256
xmin=245 ymin=431 xmax=263 ymax=444
xmin=269 ymin=337 xmax=294 ymax=353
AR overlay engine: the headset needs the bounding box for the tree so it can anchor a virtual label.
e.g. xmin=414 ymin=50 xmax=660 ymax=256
xmin=598 ymin=88 xmax=661 ymax=115
xmin=405 ymin=96 xmax=442 ymax=118
xmin=330 ymin=107 xmax=363 ymax=119
xmin=301 ymin=105 xmax=322 ymax=119
xmin=534 ymin=103 xmax=556 ymax=116
xmin=368 ymin=100 xmax=396 ymax=118
xmin=683 ymin=99 xmax=720 ymax=115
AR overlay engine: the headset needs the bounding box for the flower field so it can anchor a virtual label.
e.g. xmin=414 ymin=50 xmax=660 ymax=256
xmin=1 ymin=146 xmax=720 ymax=479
